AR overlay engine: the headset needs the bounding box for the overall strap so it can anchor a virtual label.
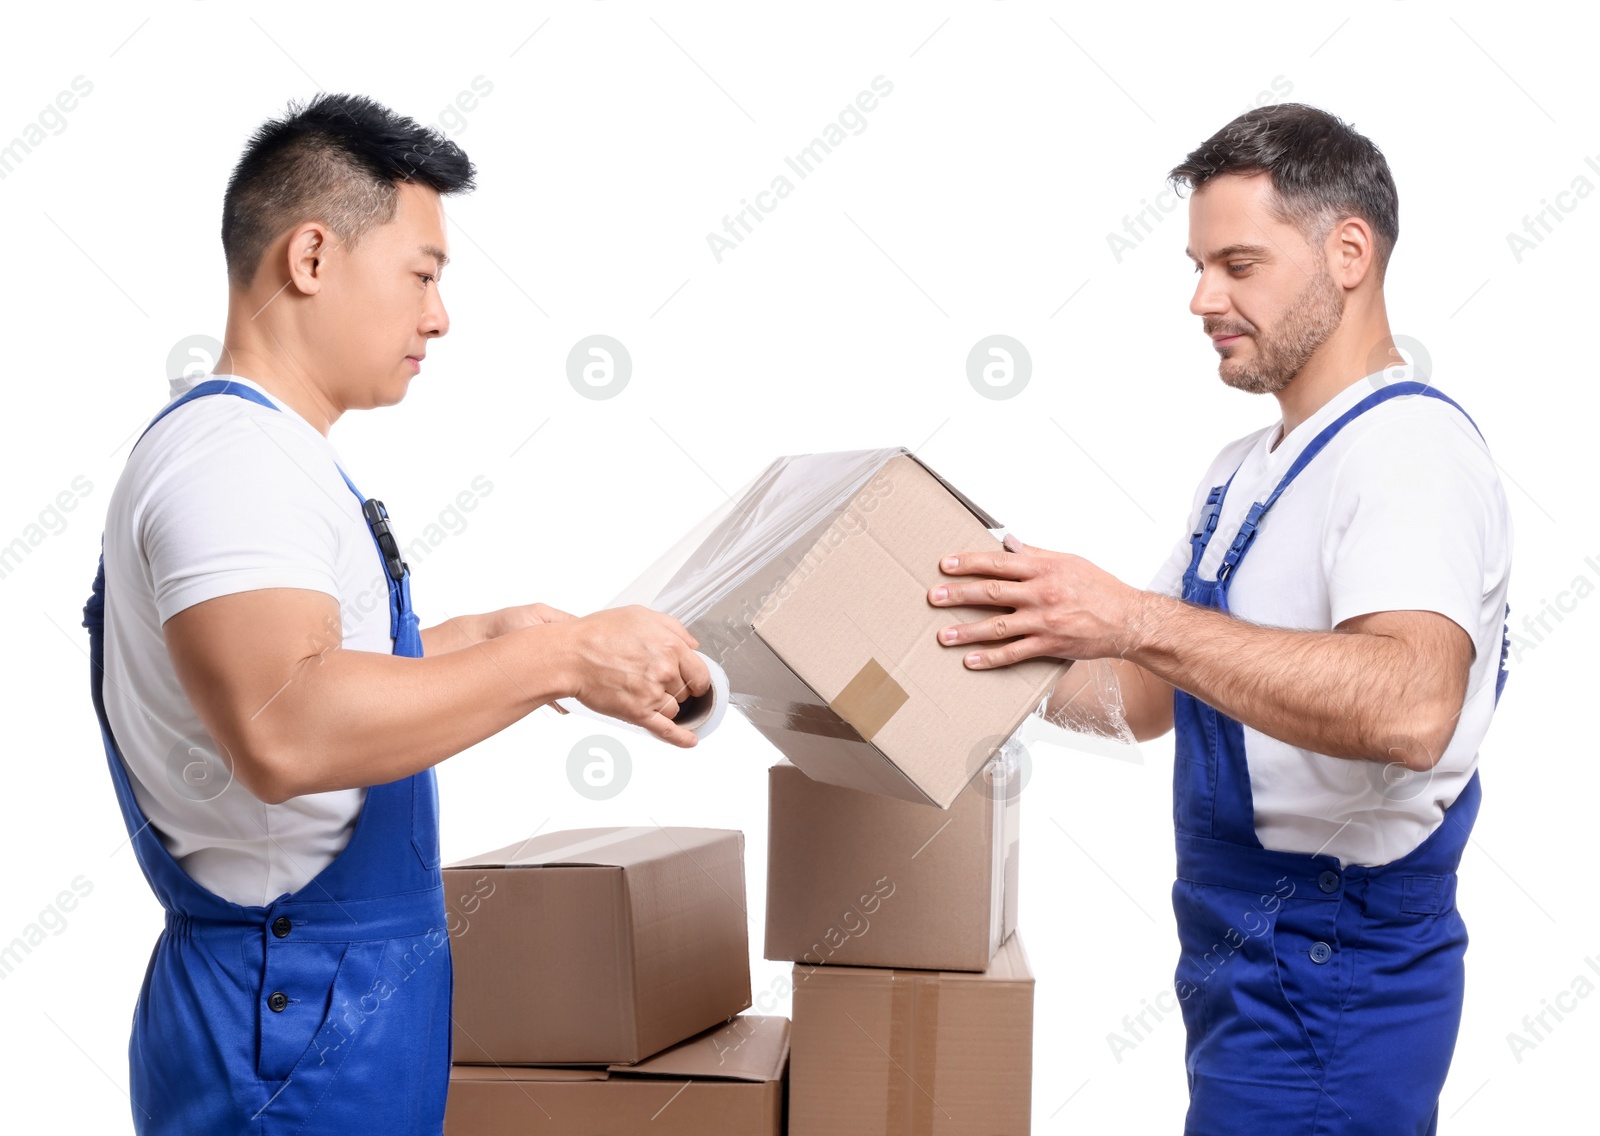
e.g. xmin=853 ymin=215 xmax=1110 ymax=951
xmin=1185 ymin=465 xmax=1242 ymax=578
xmin=130 ymin=379 xmax=419 ymax=652
xmin=333 ymin=465 xmax=419 ymax=653
xmin=1216 ymin=381 xmax=1479 ymax=585
xmin=134 ymin=378 xmax=282 ymax=454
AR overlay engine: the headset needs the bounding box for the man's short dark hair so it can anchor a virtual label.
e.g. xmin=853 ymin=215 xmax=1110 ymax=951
xmin=1168 ymin=103 xmax=1398 ymax=283
xmin=221 ymin=92 xmax=477 ymax=289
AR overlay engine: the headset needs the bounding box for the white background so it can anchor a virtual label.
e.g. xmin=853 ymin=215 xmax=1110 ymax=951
xmin=2 ymin=1 xmax=1596 ymax=1130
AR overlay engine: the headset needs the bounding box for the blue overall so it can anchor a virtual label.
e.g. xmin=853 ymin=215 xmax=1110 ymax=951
xmin=1170 ymin=381 xmax=1508 ymax=1135
xmin=81 ymin=380 xmax=451 ymax=1134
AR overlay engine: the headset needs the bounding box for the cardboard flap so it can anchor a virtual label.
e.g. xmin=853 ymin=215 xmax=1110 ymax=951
xmin=449 ymin=1064 xmax=610 ymax=1083
xmin=610 ymin=1016 xmax=790 ymax=1083
xmin=901 ymin=450 xmax=1002 ymax=529
xmin=447 ymin=826 xmax=736 ymax=870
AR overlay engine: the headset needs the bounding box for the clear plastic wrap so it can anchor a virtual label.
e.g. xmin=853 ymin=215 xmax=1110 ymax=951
xmin=601 ymin=446 xmax=1141 ymax=767
xmin=620 ymin=447 xmax=907 ymax=627
xmin=1032 ymin=657 xmax=1135 ymax=746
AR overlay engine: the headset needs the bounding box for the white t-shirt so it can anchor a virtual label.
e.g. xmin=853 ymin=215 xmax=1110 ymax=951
xmin=101 ymin=375 xmax=399 ymax=907
xmin=1148 ymin=368 xmax=1512 ymax=867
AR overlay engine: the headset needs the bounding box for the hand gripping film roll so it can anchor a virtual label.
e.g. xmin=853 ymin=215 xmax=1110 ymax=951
xmin=552 ymin=650 xmax=729 ymax=740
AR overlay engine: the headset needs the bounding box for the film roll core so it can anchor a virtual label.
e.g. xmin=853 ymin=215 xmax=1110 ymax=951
xmin=672 ymin=651 xmax=730 ymax=739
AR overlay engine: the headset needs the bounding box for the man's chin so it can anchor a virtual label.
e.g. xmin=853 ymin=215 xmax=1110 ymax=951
xmin=355 ymin=380 xmax=411 ymax=410
xmin=1218 ymin=363 xmax=1284 ymax=396
xmin=382 ymin=375 xmax=415 ymax=405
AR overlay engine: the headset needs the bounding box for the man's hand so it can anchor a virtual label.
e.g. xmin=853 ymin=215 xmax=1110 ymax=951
xmin=562 ymin=605 xmax=711 ymax=749
xmin=929 ymin=535 xmax=1144 ymax=666
xmin=927 ymin=534 xmax=1473 ymax=768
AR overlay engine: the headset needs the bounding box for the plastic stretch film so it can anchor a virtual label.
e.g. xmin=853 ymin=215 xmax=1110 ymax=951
xmin=595 ymin=446 xmax=1135 ymax=768
xmin=1029 ymin=656 xmax=1136 ymax=748
xmin=617 ymin=448 xmax=912 ymax=626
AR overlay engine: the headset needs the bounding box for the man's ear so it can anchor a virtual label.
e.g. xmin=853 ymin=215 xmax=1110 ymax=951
xmin=1330 ymin=215 xmax=1376 ymax=290
xmin=284 ymin=222 xmax=331 ymax=296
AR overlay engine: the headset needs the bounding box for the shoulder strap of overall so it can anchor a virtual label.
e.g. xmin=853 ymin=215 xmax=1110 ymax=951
xmin=1216 ymin=380 xmax=1484 ymax=582
xmin=133 ymin=378 xmax=282 ymax=454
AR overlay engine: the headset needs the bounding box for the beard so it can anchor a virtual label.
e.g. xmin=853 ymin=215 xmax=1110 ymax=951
xmin=1211 ymin=269 xmax=1345 ymax=394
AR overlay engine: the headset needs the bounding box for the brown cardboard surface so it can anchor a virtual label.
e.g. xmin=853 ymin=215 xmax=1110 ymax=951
xmin=788 ymin=933 xmax=1034 ymax=1136
xmin=665 ymin=448 xmax=1066 ymax=810
xmin=445 ymin=827 xmax=752 ymax=1066
xmin=764 ymin=758 xmax=1018 ymax=971
xmin=445 ymin=1017 xmax=789 ymax=1136
xmin=750 ymin=453 xmax=1065 ymax=807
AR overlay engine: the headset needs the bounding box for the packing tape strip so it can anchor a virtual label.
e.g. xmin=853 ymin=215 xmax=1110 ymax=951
xmin=552 ymin=651 xmax=729 ymax=740
xmin=886 ymin=971 xmax=942 ymax=1136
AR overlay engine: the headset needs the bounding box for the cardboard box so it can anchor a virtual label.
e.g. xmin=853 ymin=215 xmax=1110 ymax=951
xmin=445 ymin=1015 xmax=789 ymax=1136
xmin=444 ymin=826 xmax=752 ymax=1065
xmin=789 ymin=932 xmax=1034 ymax=1136
xmin=650 ymin=448 xmax=1067 ymax=809
xmin=764 ymin=751 xmax=1019 ymax=972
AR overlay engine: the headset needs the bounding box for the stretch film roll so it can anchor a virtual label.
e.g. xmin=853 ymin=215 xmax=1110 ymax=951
xmin=551 ymin=650 xmax=730 ymax=741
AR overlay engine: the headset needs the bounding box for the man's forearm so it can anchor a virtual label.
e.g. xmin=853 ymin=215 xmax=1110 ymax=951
xmin=419 ymin=613 xmax=488 ymax=655
xmin=1125 ymin=591 xmax=1461 ymax=768
xmin=241 ymin=622 xmax=572 ymax=801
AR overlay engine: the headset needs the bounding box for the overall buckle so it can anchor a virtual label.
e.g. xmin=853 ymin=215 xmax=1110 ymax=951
xmin=361 ymin=498 xmax=410 ymax=582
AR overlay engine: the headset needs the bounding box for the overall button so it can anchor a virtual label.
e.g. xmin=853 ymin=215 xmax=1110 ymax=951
xmin=267 ymin=991 xmax=289 ymax=1012
xmin=271 ymin=915 xmax=292 ymax=938
xmin=1317 ymin=870 xmax=1341 ymax=894
xmin=1309 ymin=941 xmax=1333 ymax=965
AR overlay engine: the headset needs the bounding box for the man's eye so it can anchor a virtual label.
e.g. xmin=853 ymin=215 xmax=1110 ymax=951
xmin=419 ymin=274 xmax=435 ymax=286
xmin=1228 ymin=263 xmax=1251 ymax=274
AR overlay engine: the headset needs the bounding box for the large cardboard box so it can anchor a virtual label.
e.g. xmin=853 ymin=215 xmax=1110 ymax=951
xmin=649 ymin=448 xmax=1067 ymax=808
xmin=445 ymin=1015 xmax=789 ymax=1136
xmin=444 ymin=827 xmax=752 ymax=1065
xmin=764 ymin=750 xmax=1019 ymax=972
xmin=789 ymin=932 xmax=1035 ymax=1136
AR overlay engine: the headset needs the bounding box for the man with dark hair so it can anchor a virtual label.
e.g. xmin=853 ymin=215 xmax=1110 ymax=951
xmin=83 ymin=92 xmax=709 ymax=1134
xmin=931 ymin=103 xmax=1511 ymax=1132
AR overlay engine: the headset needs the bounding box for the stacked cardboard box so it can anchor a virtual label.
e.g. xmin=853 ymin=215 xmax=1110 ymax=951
xmin=767 ymin=752 xmax=1036 ymax=1135
xmin=445 ymin=449 xmax=1050 ymax=1134
xmin=447 ymin=1015 xmax=790 ymax=1136
xmin=645 ymin=448 xmax=1048 ymax=1134
xmin=441 ymin=827 xmax=783 ymax=1134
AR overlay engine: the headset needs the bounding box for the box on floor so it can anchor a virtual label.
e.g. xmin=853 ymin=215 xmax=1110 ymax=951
xmin=445 ymin=1015 xmax=789 ymax=1136
xmin=788 ymin=932 xmax=1034 ymax=1136
xmin=445 ymin=826 xmax=751 ymax=1065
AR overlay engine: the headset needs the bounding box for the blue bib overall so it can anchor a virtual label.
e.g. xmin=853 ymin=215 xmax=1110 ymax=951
xmin=80 ymin=380 xmax=451 ymax=1134
xmin=1170 ymin=381 xmax=1508 ymax=1135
